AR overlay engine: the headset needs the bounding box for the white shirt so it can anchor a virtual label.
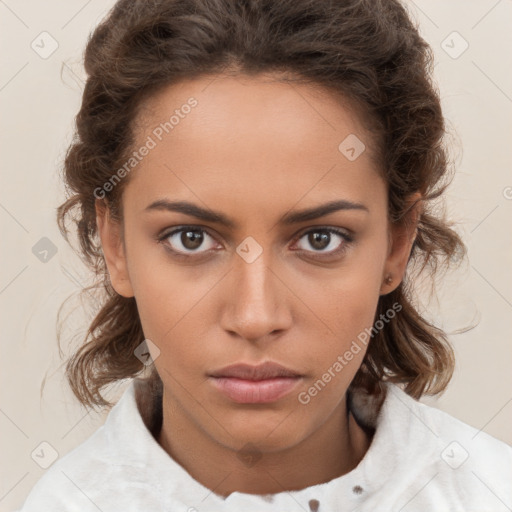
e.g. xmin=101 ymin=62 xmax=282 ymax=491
xmin=16 ymin=378 xmax=512 ymax=511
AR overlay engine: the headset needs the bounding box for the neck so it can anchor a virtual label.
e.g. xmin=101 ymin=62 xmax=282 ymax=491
xmin=156 ymin=390 xmax=373 ymax=498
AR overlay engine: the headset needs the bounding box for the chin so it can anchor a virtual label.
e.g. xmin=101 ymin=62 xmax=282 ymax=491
xmin=215 ymin=414 xmax=307 ymax=453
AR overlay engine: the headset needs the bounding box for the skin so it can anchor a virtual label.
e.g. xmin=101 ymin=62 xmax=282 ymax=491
xmin=96 ymin=73 xmax=421 ymax=497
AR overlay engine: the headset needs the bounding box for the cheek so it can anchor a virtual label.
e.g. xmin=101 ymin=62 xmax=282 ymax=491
xmin=125 ymin=244 xmax=184 ymax=339
xmin=133 ymin=270 xmax=211 ymax=381
xmin=127 ymin=248 xmax=221 ymax=364
xmin=295 ymin=249 xmax=385 ymax=379
xmin=331 ymin=268 xmax=382 ymax=335
xmin=298 ymin=286 xmax=378 ymax=410
xmin=310 ymin=290 xmax=376 ymax=380
xmin=299 ymin=248 xmax=384 ymax=338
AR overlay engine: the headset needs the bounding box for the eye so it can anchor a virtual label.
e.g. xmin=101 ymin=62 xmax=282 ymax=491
xmin=158 ymin=226 xmax=219 ymax=256
xmin=157 ymin=225 xmax=353 ymax=260
xmin=292 ymin=227 xmax=353 ymax=258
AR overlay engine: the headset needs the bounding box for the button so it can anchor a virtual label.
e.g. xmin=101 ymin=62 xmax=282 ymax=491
xmin=308 ymin=498 xmax=320 ymax=511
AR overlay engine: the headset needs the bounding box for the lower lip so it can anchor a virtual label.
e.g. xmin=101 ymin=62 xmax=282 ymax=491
xmin=209 ymin=376 xmax=302 ymax=404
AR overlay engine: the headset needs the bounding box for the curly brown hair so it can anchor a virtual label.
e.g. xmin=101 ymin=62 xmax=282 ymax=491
xmin=55 ymin=0 xmax=470 ymax=409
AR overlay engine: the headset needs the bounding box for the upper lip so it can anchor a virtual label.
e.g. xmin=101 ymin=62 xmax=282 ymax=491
xmin=209 ymin=361 xmax=303 ymax=380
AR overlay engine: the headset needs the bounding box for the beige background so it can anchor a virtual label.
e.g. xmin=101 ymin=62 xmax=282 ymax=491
xmin=1 ymin=0 xmax=511 ymax=510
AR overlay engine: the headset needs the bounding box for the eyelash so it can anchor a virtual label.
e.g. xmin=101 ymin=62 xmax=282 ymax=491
xmin=156 ymin=225 xmax=354 ymax=260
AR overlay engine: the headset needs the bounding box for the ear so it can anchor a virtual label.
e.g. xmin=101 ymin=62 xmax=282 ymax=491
xmin=95 ymin=199 xmax=134 ymax=298
xmin=379 ymin=192 xmax=422 ymax=296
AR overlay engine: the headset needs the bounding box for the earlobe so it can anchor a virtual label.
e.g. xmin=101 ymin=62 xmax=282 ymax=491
xmin=380 ymin=192 xmax=422 ymax=296
xmin=95 ymin=199 xmax=135 ymax=298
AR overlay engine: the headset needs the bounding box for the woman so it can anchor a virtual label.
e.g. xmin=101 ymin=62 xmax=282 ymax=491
xmin=18 ymin=0 xmax=512 ymax=510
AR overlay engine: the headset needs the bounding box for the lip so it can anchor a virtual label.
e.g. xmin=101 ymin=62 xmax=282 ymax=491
xmin=209 ymin=361 xmax=303 ymax=380
xmin=208 ymin=362 xmax=304 ymax=404
xmin=210 ymin=377 xmax=302 ymax=404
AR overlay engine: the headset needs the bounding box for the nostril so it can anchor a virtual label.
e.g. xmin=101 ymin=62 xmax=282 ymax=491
xmin=308 ymin=498 xmax=320 ymax=511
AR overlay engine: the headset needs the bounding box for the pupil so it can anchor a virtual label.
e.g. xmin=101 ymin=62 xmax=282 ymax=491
xmin=182 ymin=230 xmax=203 ymax=250
xmin=310 ymin=232 xmax=329 ymax=250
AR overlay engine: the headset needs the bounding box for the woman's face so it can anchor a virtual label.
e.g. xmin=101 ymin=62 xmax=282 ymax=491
xmin=98 ymin=73 xmax=417 ymax=453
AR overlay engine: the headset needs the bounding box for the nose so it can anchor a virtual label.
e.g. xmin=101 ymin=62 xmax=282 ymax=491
xmin=219 ymin=249 xmax=293 ymax=343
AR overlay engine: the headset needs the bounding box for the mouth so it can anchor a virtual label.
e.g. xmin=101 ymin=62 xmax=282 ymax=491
xmin=207 ymin=361 xmax=304 ymax=404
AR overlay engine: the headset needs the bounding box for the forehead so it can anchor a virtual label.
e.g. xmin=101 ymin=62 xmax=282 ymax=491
xmin=124 ymin=74 xmax=385 ymax=217
xmin=135 ymin=73 xmax=375 ymax=154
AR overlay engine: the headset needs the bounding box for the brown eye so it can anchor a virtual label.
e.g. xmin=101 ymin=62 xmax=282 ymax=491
xmin=294 ymin=228 xmax=353 ymax=257
xmin=308 ymin=231 xmax=331 ymax=250
xmin=179 ymin=229 xmax=204 ymax=250
xmin=159 ymin=227 xmax=218 ymax=255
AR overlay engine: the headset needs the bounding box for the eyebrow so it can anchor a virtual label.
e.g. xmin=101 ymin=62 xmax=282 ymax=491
xmin=144 ymin=198 xmax=369 ymax=229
